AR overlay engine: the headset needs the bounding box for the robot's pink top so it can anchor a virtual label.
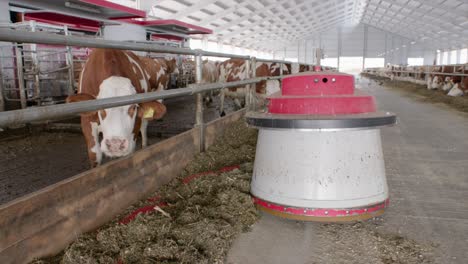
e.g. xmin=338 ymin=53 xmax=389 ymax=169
xmin=268 ymin=72 xmax=376 ymax=115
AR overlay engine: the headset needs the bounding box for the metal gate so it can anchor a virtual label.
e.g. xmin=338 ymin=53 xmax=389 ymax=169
xmin=0 ymin=21 xmax=91 ymax=110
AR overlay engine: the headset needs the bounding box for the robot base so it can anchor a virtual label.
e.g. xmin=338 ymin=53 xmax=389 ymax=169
xmin=253 ymin=196 xmax=389 ymax=222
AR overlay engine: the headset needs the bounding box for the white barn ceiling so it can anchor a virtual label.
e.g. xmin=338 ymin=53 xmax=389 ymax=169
xmin=145 ymin=0 xmax=468 ymax=52
xmin=148 ymin=0 xmax=366 ymax=51
xmin=361 ymin=0 xmax=468 ymax=51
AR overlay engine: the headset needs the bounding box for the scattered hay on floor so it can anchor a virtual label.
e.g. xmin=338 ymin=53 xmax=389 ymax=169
xmin=313 ymin=220 xmax=436 ymax=264
xmin=362 ymin=74 xmax=468 ymax=113
xmin=182 ymin=119 xmax=258 ymax=177
xmin=33 ymin=120 xmax=260 ymax=264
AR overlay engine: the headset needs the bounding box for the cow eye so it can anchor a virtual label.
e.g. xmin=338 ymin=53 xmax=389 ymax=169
xmin=128 ymin=105 xmax=137 ymax=117
xmin=99 ymin=110 xmax=107 ymax=120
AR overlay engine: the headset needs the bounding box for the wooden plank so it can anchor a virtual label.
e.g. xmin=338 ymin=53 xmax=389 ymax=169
xmin=0 ymin=110 xmax=245 ymax=264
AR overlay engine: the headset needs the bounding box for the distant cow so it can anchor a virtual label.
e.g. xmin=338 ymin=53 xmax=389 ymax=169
xmin=255 ymin=62 xmax=281 ymax=96
xmin=416 ymin=66 xmax=426 ymax=80
xmin=200 ymin=60 xmax=220 ymax=104
xmin=446 ymin=65 xmax=468 ymax=96
xmin=218 ymin=58 xmax=248 ymax=113
xmin=427 ymin=65 xmax=445 ymax=90
xmin=426 ymin=65 xmax=465 ymax=94
xmin=270 ymin=62 xmax=290 ymax=76
xmin=156 ymin=58 xmax=180 ymax=89
xmin=299 ymin=64 xmax=311 ymax=72
xmin=67 ymin=49 xmax=166 ymax=167
xmin=218 ymin=59 xmax=285 ymax=115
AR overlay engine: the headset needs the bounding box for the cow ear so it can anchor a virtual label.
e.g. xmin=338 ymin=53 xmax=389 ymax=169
xmin=139 ymin=101 xmax=167 ymax=120
xmin=66 ymin=93 xmax=98 ymax=118
xmin=66 ymin=93 xmax=96 ymax=103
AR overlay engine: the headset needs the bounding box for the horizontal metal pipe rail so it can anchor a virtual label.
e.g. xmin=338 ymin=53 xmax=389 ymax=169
xmin=0 ymin=27 xmax=315 ymax=122
xmin=0 ymin=28 xmax=318 ymax=66
xmin=366 ymin=70 xmax=468 ymax=77
xmin=0 ymin=76 xmax=281 ymax=127
xmin=256 ymin=58 xmax=294 ymax=64
xmin=39 ymin=66 xmax=71 ymax=74
xmin=366 ymin=64 xmax=467 ymax=69
xmin=0 ymin=28 xmax=249 ymax=59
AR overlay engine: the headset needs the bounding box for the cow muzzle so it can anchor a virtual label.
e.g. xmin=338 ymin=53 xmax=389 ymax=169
xmin=101 ymin=137 xmax=132 ymax=157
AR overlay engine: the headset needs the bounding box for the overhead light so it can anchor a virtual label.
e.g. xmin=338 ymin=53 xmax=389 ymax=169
xmin=436 ymin=49 xmax=441 ymax=52
xmin=65 ymin=1 xmax=101 ymax=14
xmin=410 ymin=41 xmax=416 ymax=45
xmin=402 ymin=45 xmax=406 ymax=47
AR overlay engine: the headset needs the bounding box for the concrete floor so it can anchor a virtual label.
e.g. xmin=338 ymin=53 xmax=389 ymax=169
xmin=227 ymin=77 xmax=468 ymax=264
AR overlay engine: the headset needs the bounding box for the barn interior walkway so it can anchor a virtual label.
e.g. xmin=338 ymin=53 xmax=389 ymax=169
xmin=227 ymin=77 xmax=468 ymax=264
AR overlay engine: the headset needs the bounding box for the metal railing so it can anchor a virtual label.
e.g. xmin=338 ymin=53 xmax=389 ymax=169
xmin=0 ymin=22 xmax=80 ymax=108
xmin=0 ymin=27 xmax=316 ymax=141
xmin=0 ymin=75 xmax=280 ymax=128
xmin=363 ymin=64 xmax=468 ymax=83
xmin=0 ymin=28 xmax=250 ymax=59
xmin=365 ymin=70 xmax=468 ymax=77
xmin=364 ymin=64 xmax=467 ymax=76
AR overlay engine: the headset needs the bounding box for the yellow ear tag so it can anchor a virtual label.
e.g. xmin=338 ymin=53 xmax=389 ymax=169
xmin=143 ymin=108 xmax=154 ymax=119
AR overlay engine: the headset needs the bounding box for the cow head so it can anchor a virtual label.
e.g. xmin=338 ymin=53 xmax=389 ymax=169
xmin=164 ymin=58 xmax=180 ymax=75
xmin=67 ymin=76 xmax=166 ymax=158
xmin=448 ymin=83 xmax=464 ymax=97
xmin=431 ymin=76 xmax=444 ymax=89
xmin=442 ymin=76 xmax=454 ymax=91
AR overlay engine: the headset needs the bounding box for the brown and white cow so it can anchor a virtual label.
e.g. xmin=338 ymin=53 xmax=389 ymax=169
xmin=218 ymin=58 xmax=248 ymax=114
xmin=446 ymin=65 xmax=468 ymax=96
xmin=67 ymin=49 xmax=166 ymax=167
xmin=156 ymin=57 xmax=180 ymax=89
xmin=200 ymin=60 xmax=220 ymax=104
xmin=426 ymin=65 xmax=465 ymax=92
xmin=299 ymin=64 xmax=312 ymax=72
xmin=218 ymin=59 xmax=285 ymax=115
xmin=416 ymin=66 xmax=426 ymax=81
xmin=139 ymin=57 xmax=179 ymax=93
xmin=255 ymin=62 xmax=281 ymax=96
xmin=427 ymin=65 xmax=444 ymax=90
xmin=270 ymin=62 xmax=290 ymax=76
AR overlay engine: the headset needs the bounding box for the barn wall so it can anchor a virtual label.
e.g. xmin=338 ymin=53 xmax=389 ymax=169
xmin=291 ymin=23 xmax=439 ymax=67
xmin=366 ymin=26 xmax=386 ymax=57
xmin=272 ymin=23 xmax=428 ymax=67
xmin=103 ymin=23 xmax=147 ymax=42
xmin=424 ymin=49 xmax=437 ymax=65
xmin=0 ymin=109 xmax=246 ymax=264
xmin=340 ymin=25 xmax=365 ymax=57
xmin=274 ymin=38 xmax=321 ymax=64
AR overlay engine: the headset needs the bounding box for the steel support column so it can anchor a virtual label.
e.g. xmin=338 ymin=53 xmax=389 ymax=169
xmin=64 ymin=25 xmax=75 ymax=96
xmin=194 ymin=53 xmax=204 ymax=152
xmin=384 ymin=32 xmax=388 ymax=65
xmin=362 ymin=24 xmax=368 ymax=71
xmin=14 ymin=45 xmax=27 ymax=109
xmin=337 ymin=27 xmax=342 ymax=71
